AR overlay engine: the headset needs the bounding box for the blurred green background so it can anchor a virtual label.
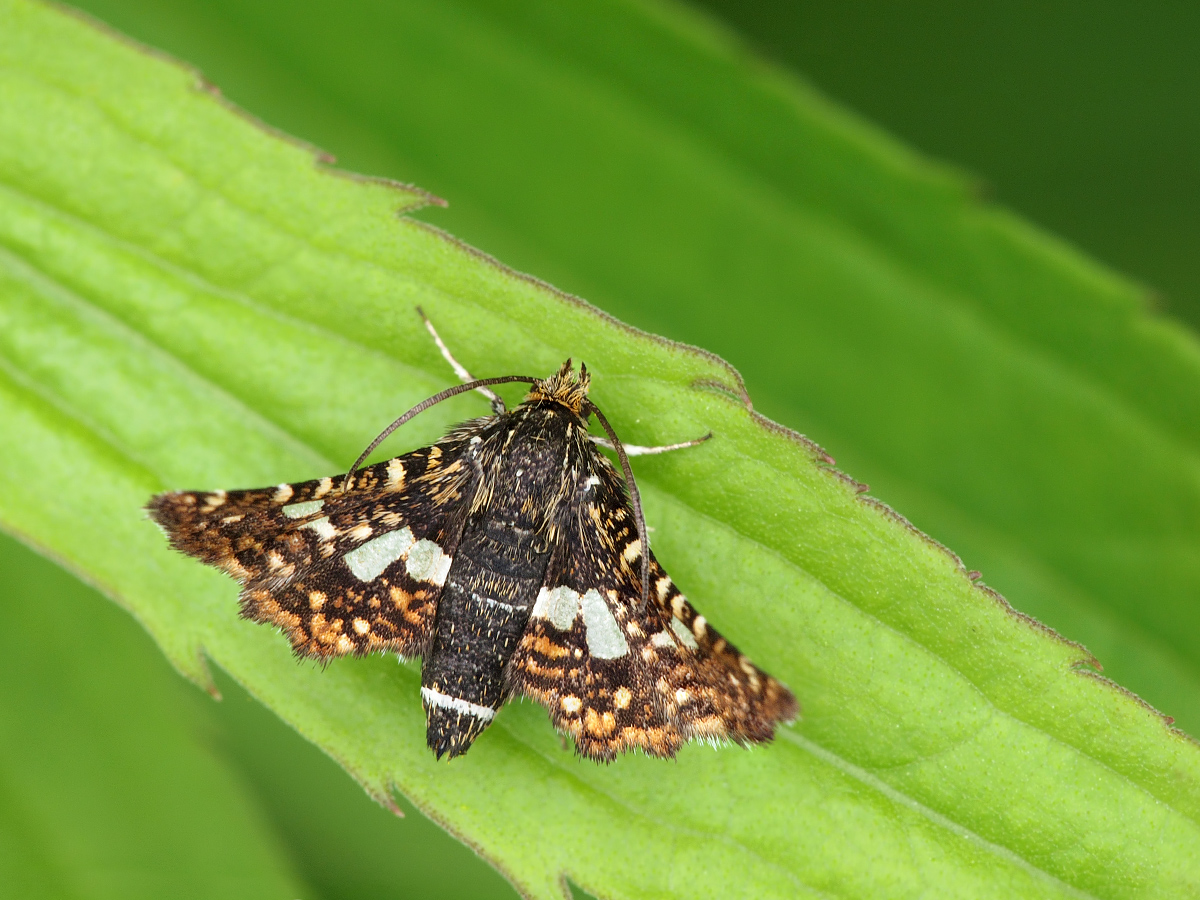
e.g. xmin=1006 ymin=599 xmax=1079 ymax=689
xmin=694 ymin=0 xmax=1200 ymax=331
xmin=4 ymin=1 xmax=1199 ymax=897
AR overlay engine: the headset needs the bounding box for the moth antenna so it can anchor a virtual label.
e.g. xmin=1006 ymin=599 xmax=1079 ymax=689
xmin=416 ymin=307 xmax=507 ymax=414
xmin=586 ymin=401 xmax=651 ymax=610
xmin=343 ymin=375 xmax=539 ymax=490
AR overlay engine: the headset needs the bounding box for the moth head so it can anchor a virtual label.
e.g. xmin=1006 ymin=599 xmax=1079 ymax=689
xmin=527 ymin=358 xmax=591 ymax=415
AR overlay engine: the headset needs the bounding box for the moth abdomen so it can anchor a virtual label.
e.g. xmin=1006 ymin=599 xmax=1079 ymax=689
xmin=420 ymin=451 xmax=556 ymax=757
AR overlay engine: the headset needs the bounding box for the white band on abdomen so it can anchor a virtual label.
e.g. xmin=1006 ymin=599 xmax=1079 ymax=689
xmin=420 ymin=687 xmax=496 ymax=721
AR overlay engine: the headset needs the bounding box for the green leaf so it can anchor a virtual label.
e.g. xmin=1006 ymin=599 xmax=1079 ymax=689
xmin=2 ymin=2 xmax=1199 ymax=899
xmin=0 ymin=532 xmax=309 ymax=899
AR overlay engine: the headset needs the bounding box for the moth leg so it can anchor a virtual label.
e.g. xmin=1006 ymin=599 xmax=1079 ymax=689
xmin=590 ymin=432 xmax=712 ymax=456
xmin=418 ymin=306 xmax=507 ymax=414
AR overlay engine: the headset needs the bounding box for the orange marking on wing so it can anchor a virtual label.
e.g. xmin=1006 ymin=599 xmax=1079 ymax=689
xmin=531 ymin=635 xmax=570 ymax=659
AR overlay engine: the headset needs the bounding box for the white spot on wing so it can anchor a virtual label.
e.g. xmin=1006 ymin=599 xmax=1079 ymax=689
xmin=655 ymin=575 xmax=672 ymax=601
xmin=282 ymin=500 xmax=324 ymax=519
xmin=671 ymin=617 xmax=699 ymax=650
xmin=302 ymin=517 xmax=337 ymax=541
xmin=532 ymin=586 xmax=580 ymax=631
xmin=406 ymin=539 xmax=451 ymax=586
xmin=344 ymin=527 xmax=414 ymax=582
xmin=671 ymin=594 xmax=687 ymax=618
xmin=421 ymin=687 xmax=495 ymax=721
xmin=650 ymin=630 xmax=675 ymax=648
xmin=273 ymin=483 xmax=294 ymax=503
xmin=386 ymin=458 xmax=406 ymax=489
xmin=580 ymin=589 xmax=629 ymax=659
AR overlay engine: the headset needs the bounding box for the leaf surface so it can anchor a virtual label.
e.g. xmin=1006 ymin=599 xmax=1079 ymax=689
xmin=1 ymin=1 xmax=1199 ymax=898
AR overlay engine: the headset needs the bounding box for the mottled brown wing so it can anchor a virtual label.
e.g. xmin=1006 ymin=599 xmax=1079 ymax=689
xmin=148 ymin=430 xmax=486 ymax=660
xmin=505 ymin=453 xmax=798 ymax=762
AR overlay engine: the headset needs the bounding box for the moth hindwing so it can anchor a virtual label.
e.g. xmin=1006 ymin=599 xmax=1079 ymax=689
xmin=149 ymin=357 xmax=798 ymax=761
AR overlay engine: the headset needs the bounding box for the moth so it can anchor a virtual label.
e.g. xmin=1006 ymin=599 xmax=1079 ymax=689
xmin=148 ymin=313 xmax=797 ymax=761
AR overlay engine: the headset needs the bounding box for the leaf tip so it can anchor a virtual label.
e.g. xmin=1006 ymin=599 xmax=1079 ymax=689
xmin=188 ymin=645 xmax=222 ymax=699
xmin=380 ymin=787 xmax=406 ymax=819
